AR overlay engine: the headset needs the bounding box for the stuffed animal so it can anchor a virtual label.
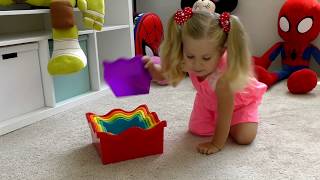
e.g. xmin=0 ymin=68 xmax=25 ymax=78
xmin=134 ymin=12 xmax=168 ymax=85
xmin=134 ymin=12 xmax=163 ymax=57
xmin=180 ymin=0 xmax=238 ymax=13
xmin=254 ymin=0 xmax=320 ymax=94
xmin=0 ymin=0 xmax=105 ymax=75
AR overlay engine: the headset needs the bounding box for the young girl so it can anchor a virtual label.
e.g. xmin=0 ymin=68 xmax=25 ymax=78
xmin=144 ymin=5 xmax=267 ymax=155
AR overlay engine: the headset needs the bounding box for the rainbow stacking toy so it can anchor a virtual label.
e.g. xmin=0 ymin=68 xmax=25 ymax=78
xmin=86 ymin=105 xmax=167 ymax=164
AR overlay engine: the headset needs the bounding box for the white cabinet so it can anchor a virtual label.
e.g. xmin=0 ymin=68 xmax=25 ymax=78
xmin=0 ymin=43 xmax=45 ymax=122
xmin=0 ymin=0 xmax=135 ymax=135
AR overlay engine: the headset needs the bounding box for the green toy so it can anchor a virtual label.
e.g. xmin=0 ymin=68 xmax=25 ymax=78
xmin=0 ymin=0 xmax=105 ymax=75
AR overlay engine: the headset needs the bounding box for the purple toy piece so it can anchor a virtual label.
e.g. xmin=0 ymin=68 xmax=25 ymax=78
xmin=103 ymin=56 xmax=152 ymax=97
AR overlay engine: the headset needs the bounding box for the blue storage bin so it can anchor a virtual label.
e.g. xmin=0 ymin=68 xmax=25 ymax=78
xmin=49 ymin=35 xmax=91 ymax=103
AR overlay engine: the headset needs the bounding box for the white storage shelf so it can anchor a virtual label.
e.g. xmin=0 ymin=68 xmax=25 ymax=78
xmin=0 ymin=0 xmax=135 ymax=135
xmin=0 ymin=8 xmax=80 ymax=16
xmin=97 ymin=28 xmax=133 ymax=87
xmin=0 ymin=25 xmax=130 ymax=47
xmin=0 ymin=43 xmax=45 ymax=122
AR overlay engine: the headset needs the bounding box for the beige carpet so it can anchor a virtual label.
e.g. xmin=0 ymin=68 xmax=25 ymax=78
xmin=1 ymin=78 xmax=319 ymax=180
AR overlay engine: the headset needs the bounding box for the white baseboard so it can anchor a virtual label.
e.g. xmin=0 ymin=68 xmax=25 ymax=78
xmin=0 ymin=88 xmax=112 ymax=136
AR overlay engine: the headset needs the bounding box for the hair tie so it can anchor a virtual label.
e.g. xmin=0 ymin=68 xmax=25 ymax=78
xmin=219 ymin=12 xmax=231 ymax=33
xmin=174 ymin=7 xmax=193 ymax=25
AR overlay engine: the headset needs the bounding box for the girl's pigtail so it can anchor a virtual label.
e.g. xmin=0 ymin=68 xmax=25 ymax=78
xmin=224 ymin=15 xmax=252 ymax=91
xmin=160 ymin=15 xmax=186 ymax=86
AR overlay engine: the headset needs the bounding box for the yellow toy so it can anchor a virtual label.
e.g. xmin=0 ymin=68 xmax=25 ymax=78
xmin=0 ymin=0 xmax=105 ymax=75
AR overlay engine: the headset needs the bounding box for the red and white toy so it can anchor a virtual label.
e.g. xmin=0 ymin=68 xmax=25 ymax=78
xmin=254 ymin=0 xmax=320 ymax=94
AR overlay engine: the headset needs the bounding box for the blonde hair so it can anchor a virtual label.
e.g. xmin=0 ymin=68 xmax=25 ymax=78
xmin=160 ymin=11 xmax=252 ymax=91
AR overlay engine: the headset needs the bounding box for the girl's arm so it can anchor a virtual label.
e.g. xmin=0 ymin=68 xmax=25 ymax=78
xmin=197 ymin=77 xmax=234 ymax=155
xmin=211 ymin=77 xmax=235 ymax=149
xmin=143 ymin=56 xmax=166 ymax=82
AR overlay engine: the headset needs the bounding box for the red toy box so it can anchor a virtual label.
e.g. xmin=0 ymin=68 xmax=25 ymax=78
xmin=86 ymin=105 xmax=167 ymax=164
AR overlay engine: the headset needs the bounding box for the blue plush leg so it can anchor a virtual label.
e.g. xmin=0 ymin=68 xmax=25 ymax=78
xmin=274 ymin=69 xmax=291 ymax=81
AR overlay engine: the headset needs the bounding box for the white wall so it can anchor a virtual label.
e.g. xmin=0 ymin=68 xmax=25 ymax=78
xmin=136 ymin=0 xmax=320 ymax=72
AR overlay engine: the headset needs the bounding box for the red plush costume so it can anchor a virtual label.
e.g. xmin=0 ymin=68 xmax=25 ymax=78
xmin=254 ymin=0 xmax=320 ymax=94
xmin=134 ymin=13 xmax=168 ymax=85
xmin=134 ymin=13 xmax=164 ymax=57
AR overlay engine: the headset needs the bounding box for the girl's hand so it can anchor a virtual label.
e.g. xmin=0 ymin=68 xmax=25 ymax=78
xmin=142 ymin=56 xmax=154 ymax=70
xmin=142 ymin=56 xmax=157 ymax=76
xmin=197 ymin=142 xmax=221 ymax=155
xmin=142 ymin=56 xmax=164 ymax=81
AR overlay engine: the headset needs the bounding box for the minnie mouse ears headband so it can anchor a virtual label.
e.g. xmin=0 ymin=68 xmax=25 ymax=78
xmin=174 ymin=0 xmax=231 ymax=33
xmin=181 ymin=0 xmax=238 ymax=14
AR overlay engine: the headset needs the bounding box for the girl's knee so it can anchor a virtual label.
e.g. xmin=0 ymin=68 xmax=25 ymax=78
xmin=230 ymin=123 xmax=257 ymax=145
xmin=233 ymin=132 xmax=256 ymax=145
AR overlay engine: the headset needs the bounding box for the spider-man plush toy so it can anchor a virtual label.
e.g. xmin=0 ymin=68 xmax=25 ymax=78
xmin=134 ymin=13 xmax=163 ymax=57
xmin=134 ymin=12 xmax=167 ymax=85
xmin=254 ymin=0 xmax=320 ymax=94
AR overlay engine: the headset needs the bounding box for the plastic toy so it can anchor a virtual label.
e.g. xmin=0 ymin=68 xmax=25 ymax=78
xmin=0 ymin=0 xmax=105 ymax=75
xmin=103 ymin=56 xmax=152 ymax=97
xmin=254 ymin=0 xmax=319 ymax=94
xmin=86 ymin=105 xmax=167 ymax=164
